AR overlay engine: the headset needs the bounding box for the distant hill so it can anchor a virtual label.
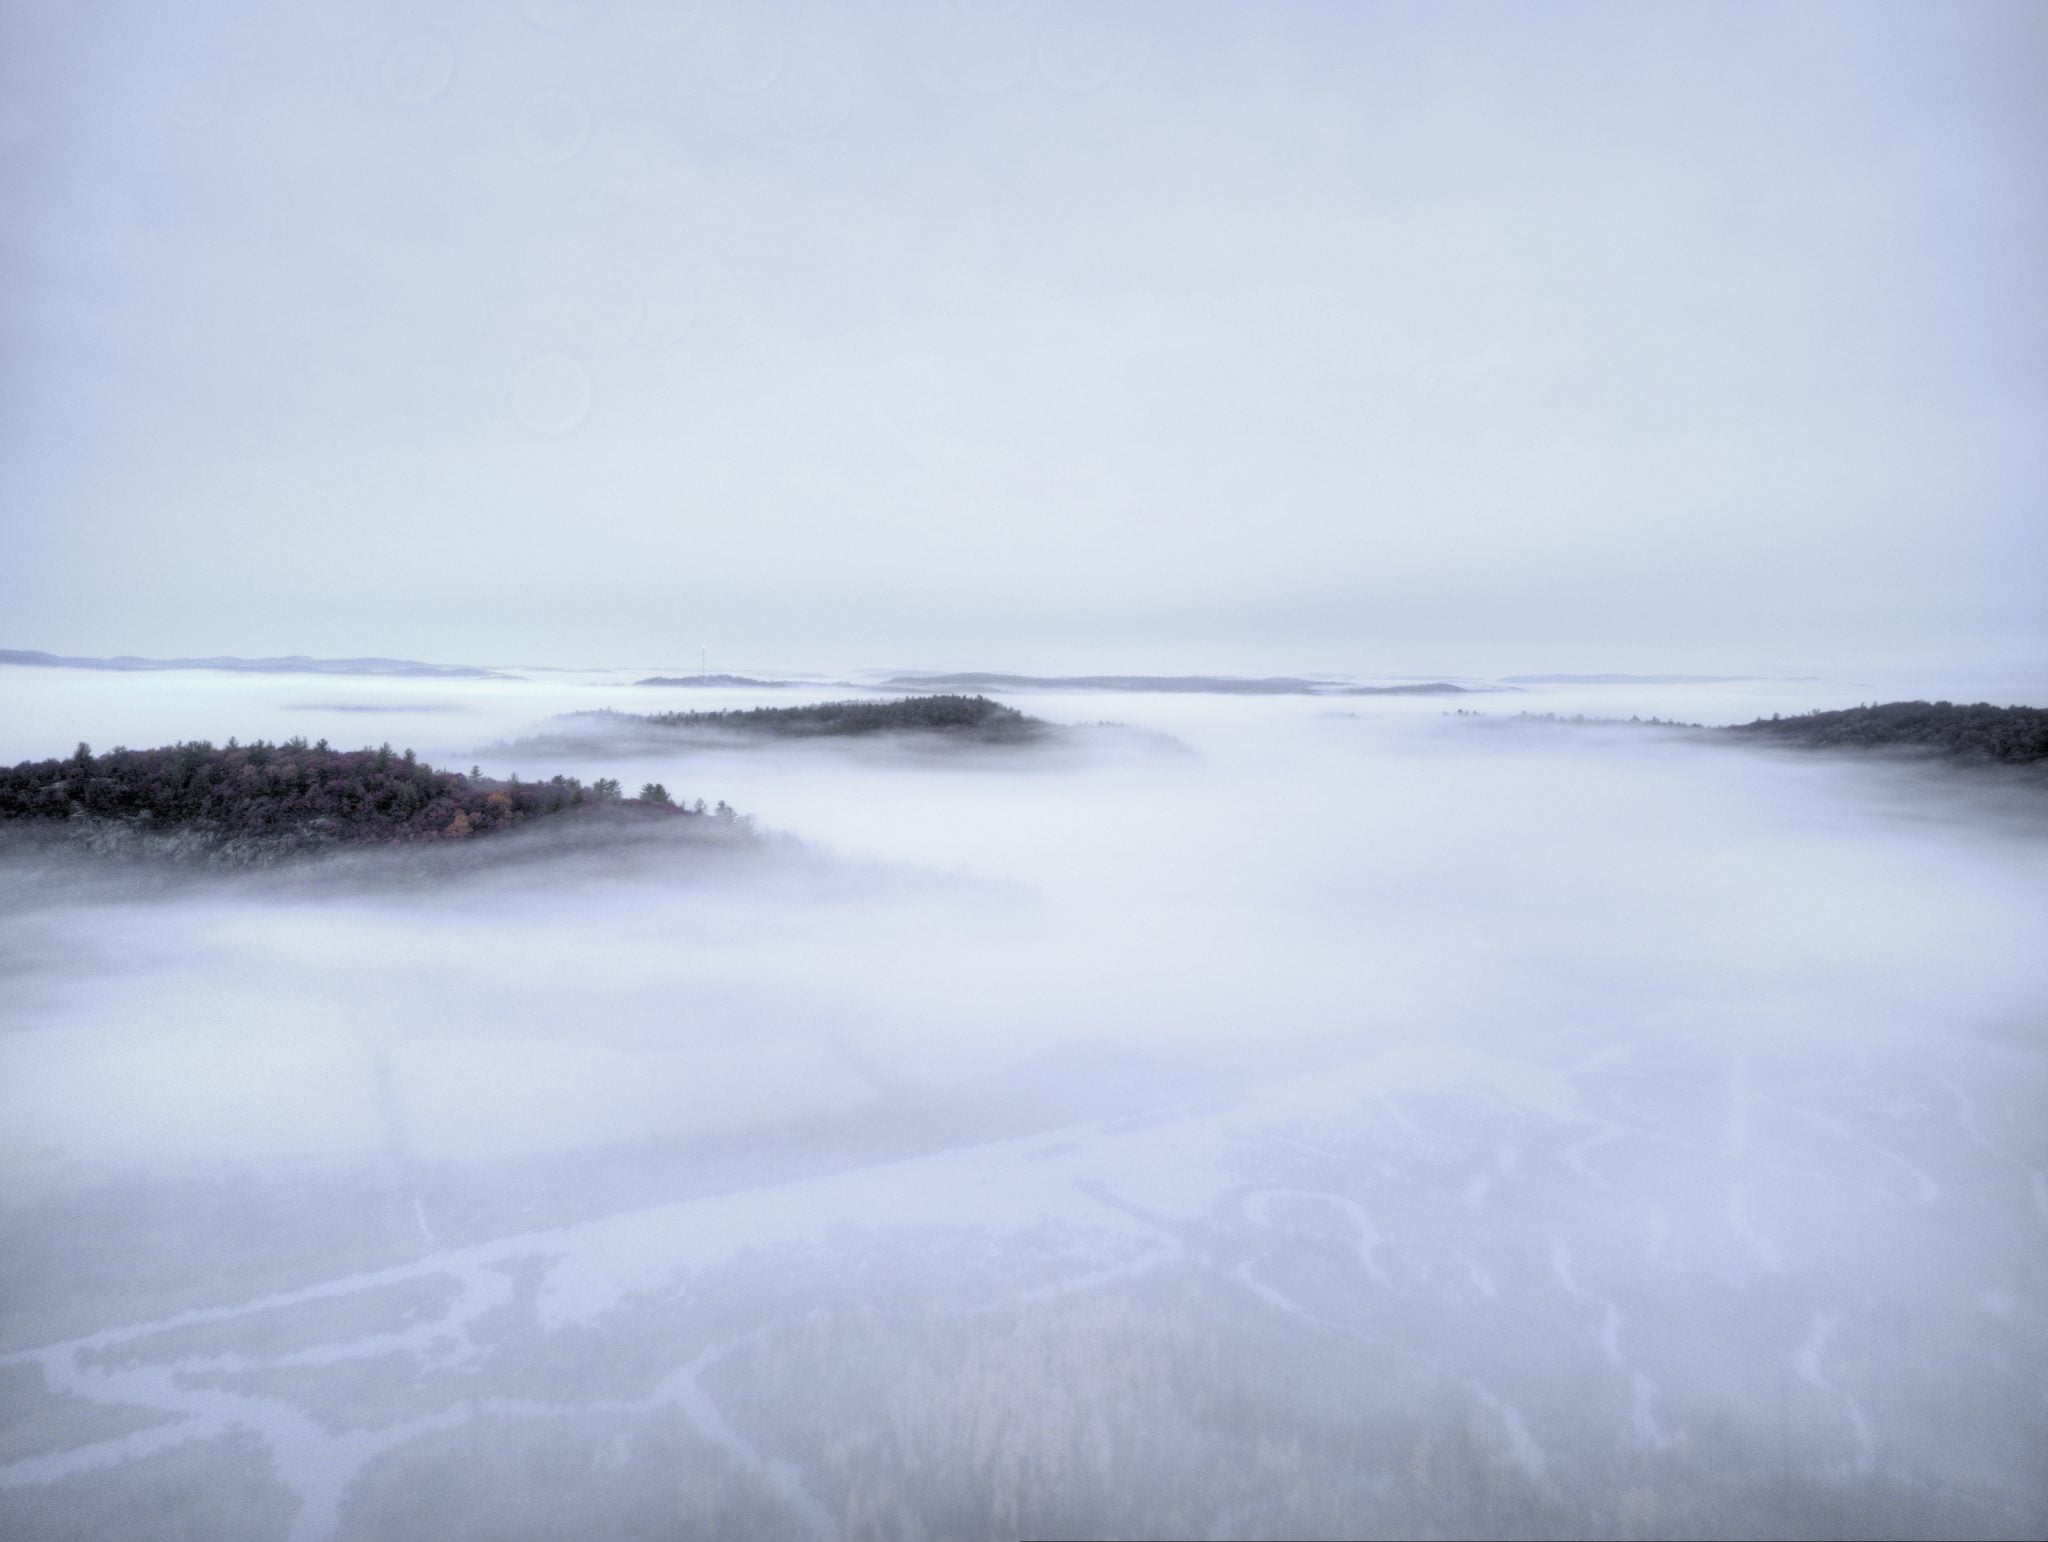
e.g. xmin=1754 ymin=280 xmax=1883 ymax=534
xmin=486 ymin=695 xmax=1186 ymax=762
xmin=0 ymin=740 xmax=710 ymax=867
xmin=1330 ymin=682 xmax=1475 ymax=696
xmin=880 ymin=672 xmax=1474 ymax=696
xmin=632 ymin=674 xmax=793 ymax=688
xmin=587 ymin=694 xmax=1045 ymax=745
xmin=1484 ymin=699 xmax=2048 ymax=775
xmin=1500 ymin=673 xmax=1776 ymax=685
xmin=493 ymin=696 xmax=1049 ymax=758
xmin=1725 ymin=701 xmax=2048 ymax=766
xmin=0 ymin=649 xmax=517 ymax=680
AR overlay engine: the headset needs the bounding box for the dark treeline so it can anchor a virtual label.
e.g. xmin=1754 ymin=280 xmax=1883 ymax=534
xmin=600 ymin=693 xmax=1048 ymax=742
xmin=0 ymin=740 xmax=726 ymax=866
xmin=1726 ymin=701 xmax=2048 ymax=764
xmin=1473 ymin=700 xmax=2048 ymax=772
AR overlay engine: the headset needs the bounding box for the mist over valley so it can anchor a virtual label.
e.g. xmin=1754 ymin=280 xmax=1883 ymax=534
xmin=4 ymin=0 xmax=2041 ymax=1533
xmin=2 ymin=663 xmax=2044 ymax=1539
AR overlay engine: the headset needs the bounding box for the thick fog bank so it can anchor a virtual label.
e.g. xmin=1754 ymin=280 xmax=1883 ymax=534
xmin=2 ymin=672 xmax=2045 ymax=1539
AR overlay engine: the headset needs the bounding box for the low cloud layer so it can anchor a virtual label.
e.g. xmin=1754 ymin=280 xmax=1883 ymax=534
xmin=2 ymin=670 xmax=2044 ymax=1537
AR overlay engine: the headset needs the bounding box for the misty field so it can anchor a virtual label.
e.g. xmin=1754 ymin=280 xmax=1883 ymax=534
xmin=1 ymin=672 xmax=2044 ymax=1541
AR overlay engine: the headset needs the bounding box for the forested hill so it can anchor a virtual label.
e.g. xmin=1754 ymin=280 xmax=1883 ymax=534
xmin=0 ymin=739 xmax=702 ymax=865
xmin=610 ymin=693 xmax=1047 ymax=742
xmin=1724 ymin=701 xmax=2048 ymax=765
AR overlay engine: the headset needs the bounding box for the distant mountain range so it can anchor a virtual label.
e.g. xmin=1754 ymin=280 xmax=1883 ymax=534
xmin=0 ymin=649 xmax=518 ymax=680
xmin=879 ymin=672 xmax=1479 ymax=696
xmin=2 ymin=652 xmax=1819 ymax=694
xmin=1499 ymin=673 xmax=1801 ymax=685
xmin=633 ymin=674 xmax=792 ymax=688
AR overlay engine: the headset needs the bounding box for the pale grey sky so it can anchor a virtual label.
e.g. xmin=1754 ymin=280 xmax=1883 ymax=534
xmin=2 ymin=0 xmax=2042 ymax=675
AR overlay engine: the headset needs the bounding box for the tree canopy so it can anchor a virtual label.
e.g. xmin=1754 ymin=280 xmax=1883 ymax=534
xmin=0 ymin=740 xmax=698 ymax=865
xmin=612 ymin=693 xmax=1048 ymax=742
xmin=1725 ymin=701 xmax=2048 ymax=765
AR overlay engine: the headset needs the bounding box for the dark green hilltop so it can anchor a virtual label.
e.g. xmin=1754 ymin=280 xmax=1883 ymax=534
xmin=0 ymin=739 xmax=725 ymax=867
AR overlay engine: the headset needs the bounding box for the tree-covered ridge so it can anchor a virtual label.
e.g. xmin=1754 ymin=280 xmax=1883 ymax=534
xmin=603 ymin=693 xmax=1048 ymax=742
xmin=1725 ymin=701 xmax=2048 ymax=764
xmin=0 ymin=739 xmax=698 ymax=862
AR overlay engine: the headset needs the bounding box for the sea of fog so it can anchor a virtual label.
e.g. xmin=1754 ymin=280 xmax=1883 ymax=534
xmin=1 ymin=665 xmax=2044 ymax=1540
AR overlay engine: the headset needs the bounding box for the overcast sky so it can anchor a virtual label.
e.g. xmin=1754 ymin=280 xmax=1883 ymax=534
xmin=2 ymin=0 xmax=2042 ymax=676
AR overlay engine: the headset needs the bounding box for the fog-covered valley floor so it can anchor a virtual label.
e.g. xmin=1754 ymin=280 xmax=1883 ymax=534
xmin=3 ymin=669 xmax=2045 ymax=1540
